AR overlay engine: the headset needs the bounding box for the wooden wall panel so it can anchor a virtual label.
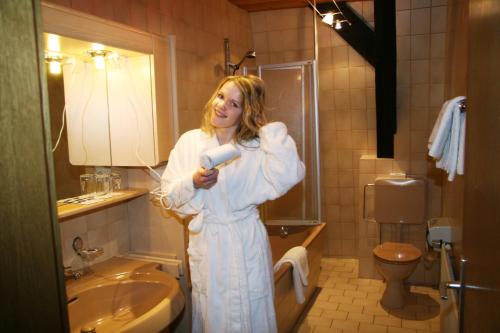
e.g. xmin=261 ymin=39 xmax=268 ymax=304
xmin=462 ymin=0 xmax=500 ymax=330
xmin=0 ymin=0 xmax=68 ymax=331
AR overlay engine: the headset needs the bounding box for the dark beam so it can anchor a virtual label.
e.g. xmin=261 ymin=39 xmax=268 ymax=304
xmin=312 ymin=1 xmax=396 ymax=158
xmin=374 ymin=0 xmax=396 ymax=158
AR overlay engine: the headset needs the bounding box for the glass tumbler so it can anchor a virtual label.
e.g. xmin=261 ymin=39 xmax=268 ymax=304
xmin=110 ymin=172 xmax=122 ymax=192
xmin=95 ymin=172 xmax=110 ymax=196
xmin=80 ymin=174 xmax=96 ymax=196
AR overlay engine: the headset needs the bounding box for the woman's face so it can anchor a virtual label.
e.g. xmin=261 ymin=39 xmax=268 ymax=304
xmin=210 ymin=81 xmax=243 ymax=130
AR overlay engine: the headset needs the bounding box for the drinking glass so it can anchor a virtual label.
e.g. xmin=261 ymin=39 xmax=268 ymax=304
xmin=110 ymin=172 xmax=122 ymax=192
xmin=95 ymin=172 xmax=110 ymax=196
xmin=80 ymin=174 xmax=96 ymax=196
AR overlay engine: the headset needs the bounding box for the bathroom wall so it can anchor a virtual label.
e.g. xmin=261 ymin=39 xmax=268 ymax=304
xmin=250 ymin=2 xmax=375 ymax=258
xmin=250 ymin=1 xmax=447 ymax=271
xmin=48 ymin=0 xmax=254 ymax=266
xmin=357 ymin=0 xmax=448 ymax=284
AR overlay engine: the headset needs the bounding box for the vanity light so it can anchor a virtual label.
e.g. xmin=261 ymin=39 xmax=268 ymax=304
xmin=88 ymin=49 xmax=111 ymax=70
xmin=47 ymin=33 xmax=60 ymax=52
xmin=45 ymin=53 xmax=63 ymax=75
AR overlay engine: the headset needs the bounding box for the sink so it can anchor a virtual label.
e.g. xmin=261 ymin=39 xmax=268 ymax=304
xmin=66 ymin=257 xmax=185 ymax=333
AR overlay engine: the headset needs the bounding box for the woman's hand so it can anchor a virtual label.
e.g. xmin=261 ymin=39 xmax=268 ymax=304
xmin=193 ymin=167 xmax=219 ymax=189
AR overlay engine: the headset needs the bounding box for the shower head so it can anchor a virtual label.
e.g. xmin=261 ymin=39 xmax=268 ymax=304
xmin=229 ymin=50 xmax=256 ymax=75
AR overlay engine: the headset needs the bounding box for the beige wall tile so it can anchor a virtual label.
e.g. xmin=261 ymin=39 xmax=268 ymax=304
xmin=333 ymin=46 xmax=349 ymax=68
xmin=430 ymin=6 xmax=447 ymax=33
xmin=412 ymin=0 xmax=431 ymax=8
xmin=349 ymin=67 xmax=366 ymax=89
xmin=334 ymin=90 xmax=350 ymax=110
xmin=397 ymin=0 xmax=412 ymax=11
xmin=397 ymin=36 xmax=412 ymax=60
xmin=411 ymin=8 xmax=431 ymax=34
xmin=430 ymin=33 xmax=446 ymax=58
xmin=411 ymin=60 xmax=430 ymax=84
xmin=398 ymin=61 xmax=411 ymax=86
xmin=319 ymin=47 xmax=332 ymax=69
xmin=429 ymin=60 xmax=445 ymax=84
xmin=350 ymin=89 xmax=367 ymax=109
xmin=253 ymin=32 xmax=268 ymax=53
xmin=334 ymin=68 xmax=350 ymax=90
xmin=411 ymin=34 xmax=430 ymax=60
xmin=396 ymin=10 xmax=412 ymax=36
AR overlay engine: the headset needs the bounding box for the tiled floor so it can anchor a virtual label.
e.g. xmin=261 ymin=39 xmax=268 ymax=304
xmin=295 ymin=258 xmax=440 ymax=333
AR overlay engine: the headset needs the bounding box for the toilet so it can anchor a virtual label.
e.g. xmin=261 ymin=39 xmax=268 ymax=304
xmin=372 ymin=177 xmax=426 ymax=309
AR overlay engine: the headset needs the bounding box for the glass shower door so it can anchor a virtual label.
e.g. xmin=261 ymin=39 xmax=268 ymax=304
xmin=258 ymin=61 xmax=320 ymax=223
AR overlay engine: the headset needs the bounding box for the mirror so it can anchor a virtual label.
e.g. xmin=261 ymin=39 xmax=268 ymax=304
xmin=42 ymin=3 xmax=175 ymax=201
xmin=45 ymin=33 xmax=150 ymax=199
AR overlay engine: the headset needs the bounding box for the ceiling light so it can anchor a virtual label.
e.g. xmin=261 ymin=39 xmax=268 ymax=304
xmin=321 ymin=12 xmax=335 ymax=26
xmin=307 ymin=0 xmax=351 ymax=31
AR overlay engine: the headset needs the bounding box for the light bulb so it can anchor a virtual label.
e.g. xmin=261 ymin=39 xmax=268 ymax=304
xmin=335 ymin=20 xmax=342 ymax=30
xmin=91 ymin=43 xmax=105 ymax=51
xmin=49 ymin=60 xmax=61 ymax=75
xmin=93 ymin=55 xmax=106 ymax=69
xmin=47 ymin=34 xmax=60 ymax=52
xmin=322 ymin=12 xmax=334 ymax=26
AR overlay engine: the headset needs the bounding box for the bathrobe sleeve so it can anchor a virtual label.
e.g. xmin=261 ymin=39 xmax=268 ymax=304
xmin=160 ymin=131 xmax=204 ymax=216
xmin=258 ymin=121 xmax=305 ymax=201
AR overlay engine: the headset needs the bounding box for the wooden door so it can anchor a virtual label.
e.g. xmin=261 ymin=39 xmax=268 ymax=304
xmin=462 ymin=0 xmax=500 ymax=331
xmin=0 ymin=0 xmax=68 ymax=331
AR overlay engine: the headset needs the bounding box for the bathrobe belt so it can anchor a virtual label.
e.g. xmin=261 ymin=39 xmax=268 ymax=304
xmin=188 ymin=207 xmax=259 ymax=233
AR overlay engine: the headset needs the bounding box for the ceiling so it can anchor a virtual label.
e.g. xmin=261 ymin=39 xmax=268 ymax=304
xmin=227 ymin=0 xmax=355 ymax=12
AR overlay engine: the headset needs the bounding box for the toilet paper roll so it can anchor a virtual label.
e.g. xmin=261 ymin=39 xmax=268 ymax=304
xmin=200 ymin=144 xmax=241 ymax=169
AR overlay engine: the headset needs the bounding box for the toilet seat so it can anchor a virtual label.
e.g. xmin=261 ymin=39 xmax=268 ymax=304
xmin=373 ymin=242 xmax=422 ymax=264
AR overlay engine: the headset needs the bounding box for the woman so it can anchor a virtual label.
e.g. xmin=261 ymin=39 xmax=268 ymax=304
xmin=161 ymin=75 xmax=305 ymax=333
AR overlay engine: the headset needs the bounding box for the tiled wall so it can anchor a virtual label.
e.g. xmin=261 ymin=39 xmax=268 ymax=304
xmin=357 ymin=0 xmax=448 ymax=284
xmin=250 ymin=4 xmax=375 ymax=258
xmin=49 ymin=0 xmax=254 ymax=266
xmin=59 ymin=203 xmax=130 ymax=269
xmin=250 ymin=0 xmax=448 ymax=275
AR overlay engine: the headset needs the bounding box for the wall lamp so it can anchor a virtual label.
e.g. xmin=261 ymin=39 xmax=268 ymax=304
xmin=45 ymin=53 xmax=64 ymax=75
xmin=87 ymin=49 xmax=111 ymax=70
xmin=307 ymin=0 xmax=351 ymax=30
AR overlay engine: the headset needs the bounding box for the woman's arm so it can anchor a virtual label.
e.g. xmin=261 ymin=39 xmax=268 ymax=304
xmin=160 ymin=133 xmax=204 ymax=215
xmin=259 ymin=122 xmax=305 ymax=200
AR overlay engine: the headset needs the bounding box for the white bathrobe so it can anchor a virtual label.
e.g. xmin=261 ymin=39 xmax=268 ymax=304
xmin=161 ymin=122 xmax=305 ymax=333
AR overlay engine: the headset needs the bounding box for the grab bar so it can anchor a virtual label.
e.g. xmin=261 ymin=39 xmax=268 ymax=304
xmin=363 ymin=183 xmax=375 ymax=220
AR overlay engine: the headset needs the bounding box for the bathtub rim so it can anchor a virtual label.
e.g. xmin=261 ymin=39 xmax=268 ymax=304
xmin=272 ymin=222 xmax=326 ymax=283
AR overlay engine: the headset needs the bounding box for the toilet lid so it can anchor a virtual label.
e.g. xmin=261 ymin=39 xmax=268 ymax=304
xmin=373 ymin=242 xmax=422 ymax=263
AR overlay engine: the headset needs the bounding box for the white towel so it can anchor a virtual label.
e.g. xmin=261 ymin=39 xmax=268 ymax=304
xmin=273 ymin=246 xmax=309 ymax=304
xmin=199 ymin=144 xmax=240 ymax=169
xmin=428 ymin=96 xmax=466 ymax=181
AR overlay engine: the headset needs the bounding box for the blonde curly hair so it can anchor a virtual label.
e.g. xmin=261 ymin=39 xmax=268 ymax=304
xmin=201 ymin=75 xmax=267 ymax=143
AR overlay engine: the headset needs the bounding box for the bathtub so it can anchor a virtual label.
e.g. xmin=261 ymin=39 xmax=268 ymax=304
xmin=266 ymin=220 xmax=326 ymax=333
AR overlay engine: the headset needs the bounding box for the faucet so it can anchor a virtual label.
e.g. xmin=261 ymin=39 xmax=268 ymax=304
xmin=63 ymin=265 xmax=82 ymax=280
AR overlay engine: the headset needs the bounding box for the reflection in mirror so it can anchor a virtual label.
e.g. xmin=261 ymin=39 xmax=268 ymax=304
xmin=45 ymin=32 xmax=147 ymax=199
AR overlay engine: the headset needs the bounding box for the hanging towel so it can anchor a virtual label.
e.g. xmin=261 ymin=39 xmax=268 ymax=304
xmin=273 ymin=246 xmax=309 ymax=304
xmin=428 ymin=96 xmax=466 ymax=181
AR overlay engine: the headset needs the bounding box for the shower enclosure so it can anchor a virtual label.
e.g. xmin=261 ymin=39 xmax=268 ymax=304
xmin=256 ymin=61 xmax=321 ymax=224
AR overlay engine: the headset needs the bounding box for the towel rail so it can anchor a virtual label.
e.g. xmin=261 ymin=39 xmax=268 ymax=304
xmin=458 ymin=99 xmax=466 ymax=112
